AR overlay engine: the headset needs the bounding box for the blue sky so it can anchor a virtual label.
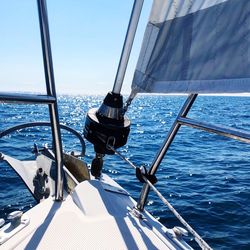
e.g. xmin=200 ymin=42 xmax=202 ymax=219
xmin=0 ymin=1 xmax=151 ymax=95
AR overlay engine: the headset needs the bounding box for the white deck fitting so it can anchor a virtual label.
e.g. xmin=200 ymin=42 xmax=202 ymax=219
xmin=1 ymin=175 xmax=191 ymax=250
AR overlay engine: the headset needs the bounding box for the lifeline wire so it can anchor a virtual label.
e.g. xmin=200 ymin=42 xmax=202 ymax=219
xmin=108 ymin=145 xmax=212 ymax=250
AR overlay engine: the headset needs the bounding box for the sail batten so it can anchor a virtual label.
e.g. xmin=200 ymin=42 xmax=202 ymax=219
xmin=132 ymin=0 xmax=250 ymax=94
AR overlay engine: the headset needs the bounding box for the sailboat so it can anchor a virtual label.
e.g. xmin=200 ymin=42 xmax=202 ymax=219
xmin=0 ymin=0 xmax=249 ymax=249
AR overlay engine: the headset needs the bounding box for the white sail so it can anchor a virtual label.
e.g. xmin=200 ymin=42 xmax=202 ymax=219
xmin=132 ymin=0 xmax=250 ymax=94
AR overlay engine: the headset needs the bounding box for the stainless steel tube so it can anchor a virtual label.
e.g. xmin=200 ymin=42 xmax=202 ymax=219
xmin=137 ymin=94 xmax=198 ymax=211
xmin=37 ymin=0 xmax=64 ymax=201
xmin=178 ymin=116 xmax=250 ymax=144
xmin=112 ymin=0 xmax=144 ymax=94
xmin=0 ymin=93 xmax=56 ymax=104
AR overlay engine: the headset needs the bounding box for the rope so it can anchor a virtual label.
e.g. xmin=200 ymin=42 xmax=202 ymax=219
xmin=108 ymin=145 xmax=212 ymax=250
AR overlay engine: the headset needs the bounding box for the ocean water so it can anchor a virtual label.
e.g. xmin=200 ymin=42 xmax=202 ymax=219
xmin=0 ymin=95 xmax=249 ymax=249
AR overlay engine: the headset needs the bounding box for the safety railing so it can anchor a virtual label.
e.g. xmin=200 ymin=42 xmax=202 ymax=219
xmin=0 ymin=0 xmax=64 ymax=201
xmin=136 ymin=93 xmax=250 ymax=211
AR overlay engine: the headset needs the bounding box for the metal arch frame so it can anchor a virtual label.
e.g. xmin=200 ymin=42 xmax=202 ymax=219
xmin=0 ymin=122 xmax=86 ymax=157
xmin=0 ymin=0 xmax=64 ymax=201
xmin=137 ymin=93 xmax=250 ymax=211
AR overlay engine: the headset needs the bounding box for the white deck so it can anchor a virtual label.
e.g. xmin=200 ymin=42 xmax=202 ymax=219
xmin=1 ymin=175 xmax=191 ymax=250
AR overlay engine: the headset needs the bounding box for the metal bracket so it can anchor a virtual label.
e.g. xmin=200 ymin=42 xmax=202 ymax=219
xmin=0 ymin=211 xmax=30 ymax=245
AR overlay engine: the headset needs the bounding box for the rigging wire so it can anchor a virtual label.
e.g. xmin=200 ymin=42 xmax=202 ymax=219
xmin=108 ymin=145 xmax=212 ymax=250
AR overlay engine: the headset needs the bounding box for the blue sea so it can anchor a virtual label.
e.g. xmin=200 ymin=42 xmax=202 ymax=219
xmin=0 ymin=95 xmax=249 ymax=249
